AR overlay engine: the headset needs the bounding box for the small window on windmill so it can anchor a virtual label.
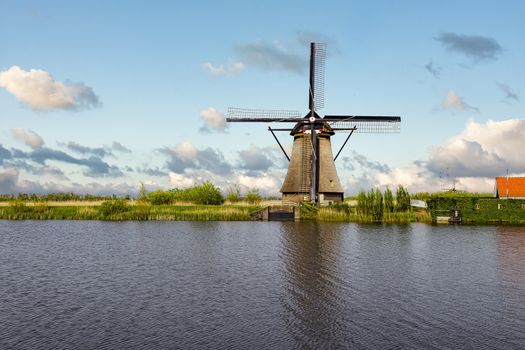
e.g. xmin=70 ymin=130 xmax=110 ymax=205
xmin=475 ymin=203 xmax=480 ymax=210
xmin=329 ymin=179 xmax=334 ymax=187
xmin=498 ymin=203 xmax=503 ymax=210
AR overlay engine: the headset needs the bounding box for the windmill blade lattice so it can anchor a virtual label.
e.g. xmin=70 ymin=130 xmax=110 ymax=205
xmin=227 ymin=107 xmax=303 ymax=122
xmin=312 ymin=43 xmax=326 ymax=111
xmin=324 ymin=115 xmax=401 ymax=133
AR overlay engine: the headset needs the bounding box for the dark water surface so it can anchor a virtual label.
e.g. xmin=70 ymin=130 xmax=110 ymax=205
xmin=1 ymin=221 xmax=524 ymax=349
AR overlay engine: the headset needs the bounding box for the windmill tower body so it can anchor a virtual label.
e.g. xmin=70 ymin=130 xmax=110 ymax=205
xmin=281 ymin=123 xmax=344 ymax=204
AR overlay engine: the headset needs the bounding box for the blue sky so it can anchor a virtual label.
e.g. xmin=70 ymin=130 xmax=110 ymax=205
xmin=1 ymin=0 xmax=524 ymax=196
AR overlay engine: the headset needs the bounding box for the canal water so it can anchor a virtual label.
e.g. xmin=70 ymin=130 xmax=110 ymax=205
xmin=1 ymin=221 xmax=524 ymax=349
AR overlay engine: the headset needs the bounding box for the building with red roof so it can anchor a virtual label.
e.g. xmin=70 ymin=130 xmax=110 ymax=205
xmin=494 ymin=177 xmax=525 ymax=199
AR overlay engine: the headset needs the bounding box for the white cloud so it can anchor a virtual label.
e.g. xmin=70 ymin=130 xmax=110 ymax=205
xmin=238 ymin=174 xmax=277 ymax=192
xmin=173 ymin=141 xmax=199 ymax=161
xmin=10 ymin=128 xmax=44 ymax=148
xmin=428 ymin=138 xmax=507 ymax=177
xmin=428 ymin=119 xmax=525 ymax=177
xmin=454 ymin=177 xmax=497 ymax=193
xmin=0 ymin=66 xmax=100 ymax=111
xmin=202 ymin=62 xmax=245 ymax=76
xmin=375 ymin=163 xmax=437 ymax=191
xmin=199 ymin=107 xmax=227 ymax=131
xmin=442 ymin=90 xmax=478 ymax=112
xmin=168 ymin=172 xmax=194 ymax=188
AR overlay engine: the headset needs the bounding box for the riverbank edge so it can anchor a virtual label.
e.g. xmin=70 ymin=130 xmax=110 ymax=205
xmin=2 ymin=204 xmax=525 ymax=224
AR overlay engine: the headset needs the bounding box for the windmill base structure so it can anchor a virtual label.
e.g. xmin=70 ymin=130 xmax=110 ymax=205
xmin=280 ymin=121 xmax=344 ymax=204
xmin=227 ymin=42 xmax=401 ymax=204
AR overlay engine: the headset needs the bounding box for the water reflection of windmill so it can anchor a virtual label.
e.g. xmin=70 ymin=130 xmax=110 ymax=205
xmin=227 ymin=42 xmax=401 ymax=204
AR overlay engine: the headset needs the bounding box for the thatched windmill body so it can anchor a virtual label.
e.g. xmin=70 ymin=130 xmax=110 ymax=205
xmin=227 ymin=43 xmax=401 ymax=204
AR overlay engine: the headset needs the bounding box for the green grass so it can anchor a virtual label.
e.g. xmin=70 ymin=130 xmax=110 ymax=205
xmin=0 ymin=203 xmax=262 ymax=221
xmin=0 ymin=201 xmax=428 ymax=223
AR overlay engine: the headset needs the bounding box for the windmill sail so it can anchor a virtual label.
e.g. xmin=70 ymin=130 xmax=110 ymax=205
xmin=324 ymin=115 xmax=401 ymax=133
xmin=227 ymin=107 xmax=302 ymax=122
xmin=309 ymin=43 xmax=326 ymax=111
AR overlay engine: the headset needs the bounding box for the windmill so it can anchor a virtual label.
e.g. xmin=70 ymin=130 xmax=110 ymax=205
xmin=227 ymin=42 xmax=401 ymax=204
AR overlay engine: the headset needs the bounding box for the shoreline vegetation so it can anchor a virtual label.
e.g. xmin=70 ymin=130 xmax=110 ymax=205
xmin=1 ymin=182 xmax=525 ymax=224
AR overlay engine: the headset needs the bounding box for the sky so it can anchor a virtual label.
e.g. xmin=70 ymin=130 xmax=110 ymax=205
xmin=1 ymin=0 xmax=524 ymax=196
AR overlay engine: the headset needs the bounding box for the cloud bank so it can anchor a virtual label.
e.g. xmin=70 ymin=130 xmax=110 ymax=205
xmin=2 ymin=119 xmax=523 ymax=197
xmin=349 ymin=119 xmax=525 ymax=194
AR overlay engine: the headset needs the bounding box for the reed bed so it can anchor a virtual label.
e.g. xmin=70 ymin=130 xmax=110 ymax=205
xmin=316 ymin=206 xmax=432 ymax=223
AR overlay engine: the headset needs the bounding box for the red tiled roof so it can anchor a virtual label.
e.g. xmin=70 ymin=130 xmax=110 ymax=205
xmin=495 ymin=177 xmax=525 ymax=198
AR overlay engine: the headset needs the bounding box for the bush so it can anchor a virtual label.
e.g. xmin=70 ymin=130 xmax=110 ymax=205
xmin=189 ymin=182 xmax=224 ymax=205
xmin=147 ymin=190 xmax=175 ymax=205
xmin=99 ymin=199 xmax=130 ymax=217
xmin=226 ymin=184 xmax=241 ymax=203
xmin=245 ymin=188 xmax=262 ymax=204
xmin=140 ymin=182 xmax=225 ymax=206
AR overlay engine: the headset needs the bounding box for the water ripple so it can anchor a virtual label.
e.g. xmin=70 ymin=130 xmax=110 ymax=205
xmin=0 ymin=221 xmax=524 ymax=349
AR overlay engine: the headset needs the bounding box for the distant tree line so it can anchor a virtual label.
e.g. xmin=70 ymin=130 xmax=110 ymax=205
xmin=0 ymin=192 xmax=125 ymax=202
xmin=0 ymin=181 xmax=263 ymax=206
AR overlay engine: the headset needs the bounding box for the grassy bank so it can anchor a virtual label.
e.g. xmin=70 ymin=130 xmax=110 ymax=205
xmin=0 ymin=201 xmax=430 ymax=223
xmin=315 ymin=206 xmax=431 ymax=223
xmin=0 ymin=202 xmax=262 ymax=221
xmin=5 ymin=197 xmax=524 ymax=224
